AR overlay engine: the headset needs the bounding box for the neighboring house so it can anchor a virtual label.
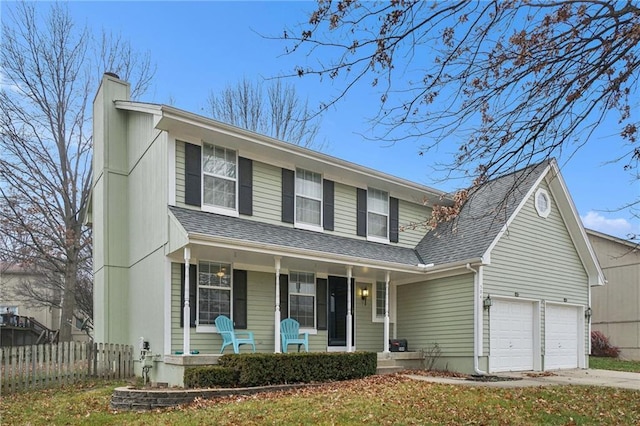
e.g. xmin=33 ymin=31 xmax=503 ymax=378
xmin=587 ymin=229 xmax=640 ymax=360
xmin=0 ymin=263 xmax=89 ymax=346
xmin=91 ymin=74 xmax=604 ymax=386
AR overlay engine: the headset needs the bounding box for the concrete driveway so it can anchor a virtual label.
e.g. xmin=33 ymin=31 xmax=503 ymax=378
xmin=406 ymin=369 xmax=640 ymax=390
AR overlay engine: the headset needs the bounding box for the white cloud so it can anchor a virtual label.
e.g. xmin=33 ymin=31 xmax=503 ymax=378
xmin=581 ymin=211 xmax=638 ymax=240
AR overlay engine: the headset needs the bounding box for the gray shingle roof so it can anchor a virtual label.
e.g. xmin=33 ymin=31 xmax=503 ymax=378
xmin=415 ymin=161 xmax=550 ymax=266
xmin=169 ymin=206 xmax=423 ymax=267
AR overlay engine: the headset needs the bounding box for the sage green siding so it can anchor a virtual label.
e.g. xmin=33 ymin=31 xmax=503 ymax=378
xmin=353 ymin=286 xmax=385 ymax=352
xmin=171 ymin=266 xmax=328 ymax=353
xmin=173 ymin=141 xmax=430 ymax=245
xmin=483 ymin=181 xmax=589 ymax=355
xmin=333 ymin=183 xmax=358 ymax=237
xmin=397 ymin=273 xmax=474 ymax=356
xmin=252 ymin=162 xmax=282 ymax=225
xmin=398 ymin=199 xmax=432 ymax=248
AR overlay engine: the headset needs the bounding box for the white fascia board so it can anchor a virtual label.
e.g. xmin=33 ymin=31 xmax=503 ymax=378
xmin=481 ymin=163 xmax=552 ymax=262
xmin=545 ymin=161 xmax=605 ymax=286
xmin=393 ymin=258 xmax=484 ymax=285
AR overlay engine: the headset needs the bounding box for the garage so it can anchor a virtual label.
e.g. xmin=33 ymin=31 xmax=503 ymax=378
xmin=490 ymin=299 xmax=536 ymax=372
xmin=545 ymin=304 xmax=580 ymax=370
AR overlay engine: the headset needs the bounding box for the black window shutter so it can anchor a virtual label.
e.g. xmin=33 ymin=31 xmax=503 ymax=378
xmin=180 ymin=263 xmax=197 ymax=328
xmin=281 ymin=169 xmax=295 ymax=223
xmin=184 ymin=143 xmax=201 ymax=206
xmin=233 ymin=269 xmax=248 ymax=329
xmin=279 ymin=274 xmax=289 ymax=319
xmin=356 ymin=188 xmax=367 ymax=237
xmin=390 ymin=197 xmax=399 ymax=243
xmin=323 ymin=180 xmax=334 ymax=231
xmin=316 ymin=278 xmax=327 ymax=330
xmin=238 ymin=157 xmax=253 ymax=216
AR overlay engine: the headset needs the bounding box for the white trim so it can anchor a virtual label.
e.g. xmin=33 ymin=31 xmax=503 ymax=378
xmin=367 ymin=187 xmax=390 ymax=241
xmin=201 ymin=204 xmax=240 ymax=217
xmin=164 ymin=258 xmax=172 ymax=355
xmin=545 ymin=162 xmax=606 ymax=286
xmin=201 ymin=142 xmax=239 ymax=214
xmin=196 ymin=259 xmax=233 ymax=330
xmin=482 ymin=164 xmax=551 ymax=260
xmin=294 ymin=222 xmax=324 ymax=233
xmin=534 ymin=188 xmax=551 ymax=218
xmin=294 ymin=168 xmax=323 ymax=230
xmin=168 ymin=135 xmax=176 ymax=206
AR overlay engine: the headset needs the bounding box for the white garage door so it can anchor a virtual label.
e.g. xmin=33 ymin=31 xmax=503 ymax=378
xmin=490 ymin=299 xmax=535 ymax=372
xmin=545 ymin=304 xmax=579 ymax=370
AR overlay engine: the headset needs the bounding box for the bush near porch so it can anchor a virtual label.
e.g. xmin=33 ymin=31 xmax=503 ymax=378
xmin=184 ymin=352 xmax=377 ymax=388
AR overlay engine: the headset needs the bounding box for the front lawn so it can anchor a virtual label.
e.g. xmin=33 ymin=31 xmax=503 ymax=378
xmin=590 ymin=356 xmax=640 ymax=373
xmin=2 ymin=375 xmax=639 ymax=425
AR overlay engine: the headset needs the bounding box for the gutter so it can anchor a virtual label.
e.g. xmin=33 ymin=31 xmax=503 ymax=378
xmin=466 ymin=263 xmax=488 ymax=376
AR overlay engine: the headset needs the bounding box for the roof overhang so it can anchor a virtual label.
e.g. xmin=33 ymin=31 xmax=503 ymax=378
xmin=115 ymin=100 xmax=449 ymax=207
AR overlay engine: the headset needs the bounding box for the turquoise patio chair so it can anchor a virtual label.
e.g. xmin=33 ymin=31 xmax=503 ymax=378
xmin=281 ymin=318 xmax=309 ymax=353
xmin=214 ymin=315 xmax=256 ymax=354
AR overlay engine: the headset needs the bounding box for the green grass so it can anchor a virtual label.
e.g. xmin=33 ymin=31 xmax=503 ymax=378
xmin=590 ymin=356 xmax=640 ymax=372
xmin=2 ymin=375 xmax=639 ymax=425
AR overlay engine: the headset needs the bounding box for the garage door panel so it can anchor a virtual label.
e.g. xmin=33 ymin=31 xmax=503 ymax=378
xmin=490 ymin=300 xmax=534 ymax=372
xmin=545 ymin=304 xmax=579 ymax=370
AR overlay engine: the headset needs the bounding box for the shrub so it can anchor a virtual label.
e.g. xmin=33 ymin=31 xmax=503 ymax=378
xmin=184 ymin=366 xmax=239 ymax=388
xmin=184 ymin=352 xmax=376 ymax=388
xmin=591 ymin=330 xmax=620 ymax=358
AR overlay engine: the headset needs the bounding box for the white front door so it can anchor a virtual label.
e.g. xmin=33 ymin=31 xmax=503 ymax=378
xmin=490 ymin=299 xmax=535 ymax=372
xmin=545 ymin=304 xmax=580 ymax=370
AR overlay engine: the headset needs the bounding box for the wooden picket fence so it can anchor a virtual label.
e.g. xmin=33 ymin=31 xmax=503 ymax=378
xmin=0 ymin=342 xmax=134 ymax=393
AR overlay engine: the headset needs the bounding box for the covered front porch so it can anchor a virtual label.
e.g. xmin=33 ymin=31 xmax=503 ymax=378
xmin=165 ymin=206 xmax=433 ymax=359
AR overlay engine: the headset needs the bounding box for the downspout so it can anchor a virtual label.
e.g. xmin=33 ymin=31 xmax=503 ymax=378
xmin=466 ymin=263 xmax=487 ymax=375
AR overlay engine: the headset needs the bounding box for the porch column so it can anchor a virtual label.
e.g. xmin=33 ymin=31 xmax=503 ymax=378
xmin=383 ymin=271 xmax=390 ymax=354
xmin=346 ymin=266 xmax=353 ymax=352
xmin=182 ymin=247 xmax=191 ymax=356
xmin=274 ymin=256 xmax=282 ymax=353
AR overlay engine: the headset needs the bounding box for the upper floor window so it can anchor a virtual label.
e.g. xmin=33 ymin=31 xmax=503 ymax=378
xmin=289 ymin=271 xmax=316 ymax=328
xmin=296 ymin=168 xmax=322 ymax=229
xmin=202 ymin=143 xmax=237 ymax=211
xmin=198 ymin=261 xmax=231 ymax=327
xmin=368 ymin=188 xmax=389 ymax=241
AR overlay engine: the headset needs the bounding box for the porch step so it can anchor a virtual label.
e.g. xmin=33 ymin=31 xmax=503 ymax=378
xmin=376 ymin=365 xmax=405 ymax=375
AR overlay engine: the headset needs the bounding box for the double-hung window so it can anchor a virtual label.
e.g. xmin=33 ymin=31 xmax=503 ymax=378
xmin=289 ymin=271 xmax=315 ymax=328
xmin=295 ymin=168 xmax=322 ymax=229
xmin=198 ymin=261 xmax=231 ymax=327
xmin=202 ymin=143 xmax=237 ymax=212
xmin=367 ymin=188 xmax=389 ymax=241
xmin=375 ymin=281 xmax=386 ymax=319
xmin=372 ymin=280 xmax=395 ymax=323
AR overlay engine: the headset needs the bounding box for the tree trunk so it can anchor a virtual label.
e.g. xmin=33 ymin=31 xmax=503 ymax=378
xmin=59 ymin=258 xmax=78 ymax=342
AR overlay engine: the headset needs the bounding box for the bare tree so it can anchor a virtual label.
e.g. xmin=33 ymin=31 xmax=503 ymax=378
xmin=283 ymin=1 xmax=639 ymax=235
xmin=0 ymin=1 xmax=154 ymax=340
xmin=207 ymin=77 xmax=325 ymax=150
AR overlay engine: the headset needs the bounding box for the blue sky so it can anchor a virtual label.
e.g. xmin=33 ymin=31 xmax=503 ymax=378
xmin=3 ymin=1 xmax=638 ymax=239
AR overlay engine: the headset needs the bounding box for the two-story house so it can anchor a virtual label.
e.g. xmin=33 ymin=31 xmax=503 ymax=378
xmin=92 ymin=74 xmax=604 ymax=386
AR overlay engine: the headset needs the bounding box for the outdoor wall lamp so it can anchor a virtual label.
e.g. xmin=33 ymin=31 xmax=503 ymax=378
xmin=483 ymin=295 xmax=493 ymax=309
xmin=361 ymin=286 xmax=369 ymax=305
xmin=585 ymin=307 xmax=592 ymax=319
